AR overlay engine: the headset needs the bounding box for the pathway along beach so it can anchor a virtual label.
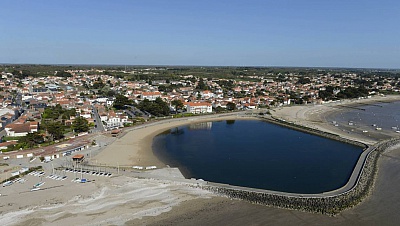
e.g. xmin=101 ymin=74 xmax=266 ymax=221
xmin=2 ymin=95 xmax=400 ymax=225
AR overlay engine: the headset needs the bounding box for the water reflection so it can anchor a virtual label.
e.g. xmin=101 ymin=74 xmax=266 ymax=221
xmin=188 ymin=122 xmax=212 ymax=130
xmin=170 ymin=127 xmax=185 ymax=135
xmin=226 ymin=120 xmax=235 ymax=125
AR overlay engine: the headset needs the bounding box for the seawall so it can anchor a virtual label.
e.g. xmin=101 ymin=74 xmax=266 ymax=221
xmin=264 ymin=115 xmax=367 ymax=148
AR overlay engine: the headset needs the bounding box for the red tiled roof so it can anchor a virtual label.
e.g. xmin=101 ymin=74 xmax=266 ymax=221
xmin=186 ymin=102 xmax=211 ymax=107
xmin=142 ymin=91 xmax=161 ymax=96
xmin=0 ymin=141 xmax=17 ymax=147
xmin=5 ymin=123 xmax=31 ymax=133
xmin=72 ymin=154 xmax=84 ymax=159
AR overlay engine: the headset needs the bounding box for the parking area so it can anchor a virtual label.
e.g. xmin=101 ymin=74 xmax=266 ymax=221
xmin=64 ymin=168 xmax=112 ymax=178
xmin=0 ymin=167 xmax=114 ymax=196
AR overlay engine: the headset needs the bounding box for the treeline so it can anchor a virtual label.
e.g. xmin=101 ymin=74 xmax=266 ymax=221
xmin=319 ymin=86 xmax=369 ymax=101
xmin=3 ymin=65 xmax=400 ymax=82
xmin=41 ymin=104 xmax=90 ymax=140
xmin=137 ymin=97 xmax=170 ymax=117
xmin=4 ymin=132 xmax=44 ymax=151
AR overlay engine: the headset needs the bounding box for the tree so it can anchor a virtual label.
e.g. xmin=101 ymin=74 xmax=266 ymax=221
xmin=196 ymin=78 xmax=209 ymax=90
xmin=113 ymin=94 xmax=131 ymax=110
xmin=106 ymin=90 xmax=116 ymax=97
xmin=55 ymin=71 xmax=72 ymax=77
xmin=47 ymin=122 xmax=65 ymax=140
xmin=154 ymin=97 xmax=170 ymax=116
xmin=137 ymin=97 xmax=170 ymax=117
xmin=296 ymin=77 xmax=311 ymax=84
xmin=6 ymin=144 xmax=16 ymax=152
xmin=42 ymin=104 xmax=64 ymax=120
xmin=92 ymin=81 xmax=105 ymax=89
xmin=20 ymin=132 xmax=44 ymax=148
xmin=73 ymin=116 xmax=89 ymax=133
xmin=215 ymin=106 xmax=224 ymax=113
xmin=276 ymin=75 xmax=287 ymax=82
xmin=171 ymin=99 xmax=184 ymax=112
xmin=226 ymin=102 xmax=236 ymax=111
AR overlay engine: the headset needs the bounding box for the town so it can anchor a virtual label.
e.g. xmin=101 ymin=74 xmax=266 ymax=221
xmin=0 ymin=65 xmax=399 ymax=155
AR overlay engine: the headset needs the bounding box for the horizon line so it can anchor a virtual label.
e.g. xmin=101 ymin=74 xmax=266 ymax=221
xmin=1 ymin=63 xmax=399 ymax=71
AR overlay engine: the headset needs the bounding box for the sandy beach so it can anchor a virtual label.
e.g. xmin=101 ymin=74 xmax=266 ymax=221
xmin=92 ymin=114 xmax=248 ymax=168
xmin=2 ymin=96 xmax=400 ymax=225
xmin=0 ymin=168 xmax=215 ymax=226
xmin=0 ymin=114 xmax=246 ymax=225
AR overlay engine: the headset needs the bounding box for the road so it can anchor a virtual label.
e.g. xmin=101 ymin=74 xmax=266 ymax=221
xmin=91 ymin=105 xmax=105 ymax=133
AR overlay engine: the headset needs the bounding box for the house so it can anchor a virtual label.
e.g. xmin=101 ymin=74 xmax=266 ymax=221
xmin=0 ymin=113 xmax=15 ymax=129
xmin=105 ymin=111 xmax=130 ymax=129
xmin=186 ymin=102 xmax=212 ymax=114
xmin=141 ymin=91 xmax=161 ymax=101
xmin=79 ymin=111 xmax=92 ymax=119
xmin=96 ymin=97 xmax=108 ymax=103
xmin=106 ymin=98 xmax=115 ymax=107
xmin=4 ymin=121 xmax=39 ymax=137
xmin=200 ymin=90 xmax=214 ymax=99
xmin=0 ymin=107 xmax=17 ymax=127
xmin=99 ymin=112 xmax=108 ymax=122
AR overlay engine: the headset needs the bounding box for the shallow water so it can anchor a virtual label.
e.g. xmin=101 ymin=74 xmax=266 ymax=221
xmin=329 ymin=101 xmax=400 ymax=133
xmin=153 ymin=120 xmax=362 ymax=194
xmin=326 ymin=101 xmax=400 ymax=142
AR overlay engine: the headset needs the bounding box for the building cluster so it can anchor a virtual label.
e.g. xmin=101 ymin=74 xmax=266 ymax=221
xmin=0 ymin=68 xmax=398 ymax=140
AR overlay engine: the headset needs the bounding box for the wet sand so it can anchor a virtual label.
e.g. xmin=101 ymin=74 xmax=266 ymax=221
xmin=271 ymin=95 xmax=400 ymax=145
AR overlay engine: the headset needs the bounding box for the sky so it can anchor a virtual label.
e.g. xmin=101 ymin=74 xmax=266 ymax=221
xmin=0 ymin=0 xmax=399 ymax=68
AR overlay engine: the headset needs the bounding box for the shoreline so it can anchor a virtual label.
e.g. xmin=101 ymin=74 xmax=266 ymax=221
xmin=92 ymin=113 xmax=253 ymax=168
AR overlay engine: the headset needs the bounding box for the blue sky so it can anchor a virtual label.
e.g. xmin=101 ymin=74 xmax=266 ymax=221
xmin=0 ymin=0 xmax=399 ymax=68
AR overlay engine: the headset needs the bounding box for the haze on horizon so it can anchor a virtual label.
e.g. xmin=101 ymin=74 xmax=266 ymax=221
xmin=0 ymin=0 xmax=399 ymax=69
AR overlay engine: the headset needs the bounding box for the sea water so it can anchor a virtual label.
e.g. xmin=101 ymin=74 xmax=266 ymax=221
xmin=329 ymin=101 xmax=400 ymax=133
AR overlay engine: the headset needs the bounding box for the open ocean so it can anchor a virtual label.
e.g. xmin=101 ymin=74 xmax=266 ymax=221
xmin=153 ymin=120 xmax=362 ymax=194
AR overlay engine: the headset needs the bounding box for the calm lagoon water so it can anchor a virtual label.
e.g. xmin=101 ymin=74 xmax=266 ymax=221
xmin=153 ymin=120 xmax=363 ymax=194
